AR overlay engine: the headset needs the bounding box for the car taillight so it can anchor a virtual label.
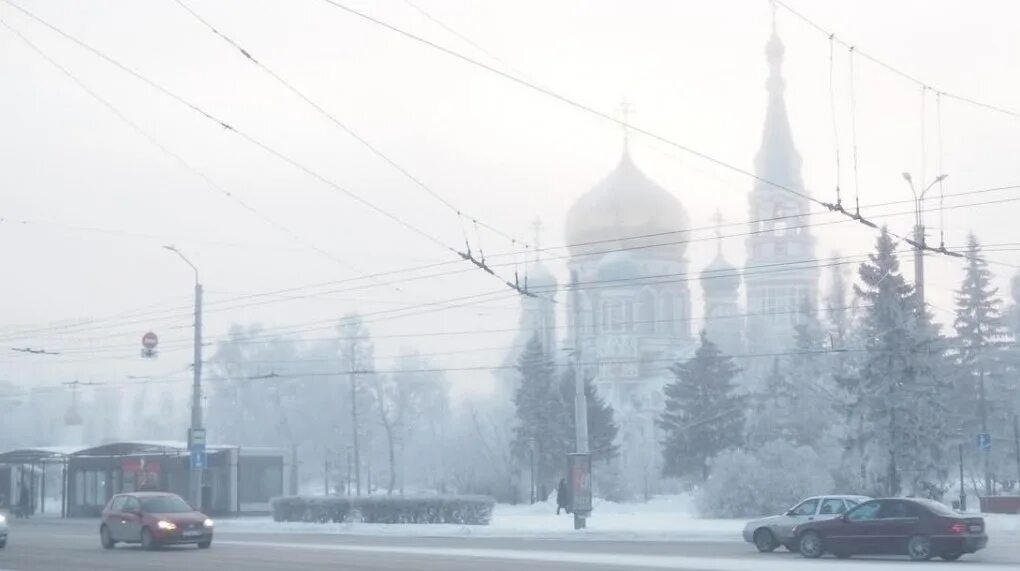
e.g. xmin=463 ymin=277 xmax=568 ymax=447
xmin=949 ymin=522 xmax=966 ymax=534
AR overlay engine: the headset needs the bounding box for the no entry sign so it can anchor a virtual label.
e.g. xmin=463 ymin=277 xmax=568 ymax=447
xmin=142 ymin=332 xmax=159 ymax=350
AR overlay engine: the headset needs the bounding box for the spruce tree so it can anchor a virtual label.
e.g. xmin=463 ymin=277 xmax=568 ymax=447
xmin=842 ymin=227 xmax=950 ymax=496
xmin=952 ymin=234 xmax=1012 ymax=492
xmin=659 ymin=331 xmax=743 ymax=481
xmin=512 ymin=335 xmax=569 ymax=498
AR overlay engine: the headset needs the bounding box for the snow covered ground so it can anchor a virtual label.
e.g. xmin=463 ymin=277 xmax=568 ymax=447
xmin=217 ymin=494 xmax=1020 ymax=543
xmin=218 ymin=495 xmax=741 ymax=540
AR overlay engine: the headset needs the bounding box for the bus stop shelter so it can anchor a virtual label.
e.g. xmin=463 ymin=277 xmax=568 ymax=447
xmin=0 ymin=446 xmax=82 ymax=517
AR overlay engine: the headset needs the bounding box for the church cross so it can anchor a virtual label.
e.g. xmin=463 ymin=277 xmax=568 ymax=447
xmin=529 ymin=218 xmax=544 ymax=259
xmin=712 ymin=209 xmax=724 ymax=255
xmin=617 ymin=97 xmax=635 ymax=144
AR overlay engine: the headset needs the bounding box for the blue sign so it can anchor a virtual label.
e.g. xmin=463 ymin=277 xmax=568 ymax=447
xmin=977 ymin=433 xmax=991 ymax=451
xmin=190 ymin=444 xmax=207 ymax=470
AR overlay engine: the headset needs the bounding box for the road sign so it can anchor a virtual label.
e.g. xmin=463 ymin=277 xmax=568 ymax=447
xmin=188 ymin=427 xmax=207 ymax=447
xmin=141 ymin=332 xmax=159 ymax=350
xmin=977 ymin=433 xmax=992 ymax=451
xmin=190 ymin=444 xmax=207 ymax=470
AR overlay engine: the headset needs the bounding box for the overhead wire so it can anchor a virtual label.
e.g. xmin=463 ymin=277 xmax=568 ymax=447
xmin=172 ymin=0 xmax=529 ymax=251
xmin=314 ymin=0 xmax=970 ymax=260
xmin=4 ymin=183 xmax=1020 ymax=348
xmin=773 ymin=0 xmax=1020 ymax=121
xmin=0 ymin=13 xmax=384 ymax=291
xmin=0 ymin=0 xmax=534 ymax=299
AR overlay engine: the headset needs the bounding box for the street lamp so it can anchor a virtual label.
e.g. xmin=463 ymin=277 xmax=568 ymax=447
xmin=163 ymin=245 xmax=205 ymax=510
xmin=900 ymin=173 xmax=947 ymax=307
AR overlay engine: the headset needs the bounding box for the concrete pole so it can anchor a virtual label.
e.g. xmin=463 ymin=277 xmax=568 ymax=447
xmin=190 ymin=281 xmax=204 ymax=510
xmin=570 ymin=274 xmax=589 ymax=530
xmin=913 ymin=224 xmax=925 ymax=308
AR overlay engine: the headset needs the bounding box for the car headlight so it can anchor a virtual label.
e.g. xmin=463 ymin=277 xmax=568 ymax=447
xmin=203 ymin=518 xmax=214 ymax=528
xmin=157 ymin=520 xmax=177 ymax=531
xmin=0 ymin=514 xmax=6 ymax=524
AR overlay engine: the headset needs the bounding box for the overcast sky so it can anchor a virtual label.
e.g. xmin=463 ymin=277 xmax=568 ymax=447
xmin=2 ymin=0 xmax=1019 ymax=399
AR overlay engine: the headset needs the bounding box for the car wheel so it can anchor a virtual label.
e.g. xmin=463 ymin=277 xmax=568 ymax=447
xmin=198 ymin=539 xmax=212 ymax=549
xmin=753 ymin=528 xmax=778 ymax=553
xmin=798 ymin=531 xmax=824 ymax=559
xmin=907 ymin=535 xmax=932 ymax=561
xmin=100 ymin=525 xmax=116 ymax=549
xmin=940 ymin=552 xmax=963 ymax=561
xmin=0 ymin=538 xmax=6 ymax=549
xmin=141 ymin=527 xmax=156 ymax=551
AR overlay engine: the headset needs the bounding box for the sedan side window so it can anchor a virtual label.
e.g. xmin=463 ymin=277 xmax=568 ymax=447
xmin=820 ymin=498 xmax=846 ymax=515
xmin=846 ymin=501 xmax=883 ymax=522
xmin=789 ymin=499 xmax=820 ymax=516
xmin=879 ymin=501 xmax=914 ymax=519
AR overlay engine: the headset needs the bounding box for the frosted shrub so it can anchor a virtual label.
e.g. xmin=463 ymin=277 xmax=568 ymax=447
xmin=270 ymin=495 xmax=495 ymax=525
xmin=696 ymin=441 xmax=834 ymax=518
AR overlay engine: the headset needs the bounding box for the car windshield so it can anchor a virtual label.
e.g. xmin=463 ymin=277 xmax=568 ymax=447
xmin=140 ymin=495 xmax=192 ymax=514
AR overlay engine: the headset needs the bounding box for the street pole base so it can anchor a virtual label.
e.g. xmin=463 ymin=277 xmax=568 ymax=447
xmin=573 ymin=513 xmax=586 ymax=530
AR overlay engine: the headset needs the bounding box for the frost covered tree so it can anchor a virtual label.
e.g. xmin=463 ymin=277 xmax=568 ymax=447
xmin=840 ymin=227 xmax=950 ymax=496
xmin=659 ymin=331 xmax=743 ymax=481
xmin=512 ymin=335 xmax=570 ymax=499
xmin=952 ymin=234 xmax=1014 ymax=493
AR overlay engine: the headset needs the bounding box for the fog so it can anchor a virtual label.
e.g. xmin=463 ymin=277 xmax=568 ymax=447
xmin=2 ymin=0 xmax=1020 ymax=504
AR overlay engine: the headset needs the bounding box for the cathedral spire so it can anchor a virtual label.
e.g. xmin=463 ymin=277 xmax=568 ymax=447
xmin=754 ymin=11 xmax=803 ymax=193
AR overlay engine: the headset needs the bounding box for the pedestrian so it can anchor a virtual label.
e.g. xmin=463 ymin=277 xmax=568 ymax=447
xmin=556 ymin=478 xmax=570 ymax=515
xmin=18 ymin=483 xmax=30 ymax=519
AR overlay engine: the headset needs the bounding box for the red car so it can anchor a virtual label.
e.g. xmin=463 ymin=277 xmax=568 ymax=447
xmin=793 ymin=497 xmax=986 ymax=561
xmin=100 ymin=492 xmax=214 ymax=550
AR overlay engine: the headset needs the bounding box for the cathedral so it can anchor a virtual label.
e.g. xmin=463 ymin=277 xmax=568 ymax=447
xmin=503 ymin=22 xmax=819 ymax=496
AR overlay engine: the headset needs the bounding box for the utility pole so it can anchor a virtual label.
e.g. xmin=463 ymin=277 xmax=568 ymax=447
xmin=958 ymin=443 xmax=966 ymax=511
xmin=979 ymin=366 xmax=991 ymax=495
xmin=347 ymin=337 xmax=362 ymax=497
xmin=568 ymin=272 xmax=590 ymax=530
xmin=165 ymin=246 xmax=204 ymax=511
xmin=1013 ymin=415 xmax=1020 ymax=492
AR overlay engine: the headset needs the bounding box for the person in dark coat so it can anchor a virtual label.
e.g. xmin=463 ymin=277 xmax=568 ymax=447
xmin=18 ymin=483 xmax=31 ymax=519
xmin=555 ymin=478 xmax=570 ymax=515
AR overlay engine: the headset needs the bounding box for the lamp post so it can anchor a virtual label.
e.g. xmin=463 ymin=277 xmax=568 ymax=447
xmin=900 ymin=172 xmax=947 ymax=308
xmin=163 ymin=245 xmax=204 ymax=510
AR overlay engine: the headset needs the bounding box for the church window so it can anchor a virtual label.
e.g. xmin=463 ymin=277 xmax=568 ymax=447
xmin=774 ymin=220 xmax=788 ymax=236
xmin=638 ymin=289 xmax=655 ymax=333
xmin=661 ymin=294 xmax=675 ymax=334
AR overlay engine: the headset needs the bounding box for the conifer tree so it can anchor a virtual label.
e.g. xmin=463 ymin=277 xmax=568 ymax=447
xmin=512 ymin=335 xmax=569 ymax=498
xmin=952 ymin=234 xmax=1013 ymax=493
xmin=659 ymin=331 xmax=743 ymax=481
xmin=841 ymin=227 xmax=950 ymax=496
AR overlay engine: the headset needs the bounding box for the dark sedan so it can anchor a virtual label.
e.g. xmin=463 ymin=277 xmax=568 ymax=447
xmin=793 ymin=497 xmax=986 ymax=561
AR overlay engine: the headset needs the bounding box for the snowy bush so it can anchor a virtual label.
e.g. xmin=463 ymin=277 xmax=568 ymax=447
xmin=696 ymin=441 xmax=835 ymax=518
xmin=270 ymin=495 xmax=495 ymax=525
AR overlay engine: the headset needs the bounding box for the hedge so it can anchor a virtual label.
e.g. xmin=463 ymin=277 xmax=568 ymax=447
xmin=270 ymin=495 xmax=495 ymax=525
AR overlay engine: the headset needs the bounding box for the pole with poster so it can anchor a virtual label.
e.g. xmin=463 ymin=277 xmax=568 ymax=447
xmin=567 ymin=452 xmax=592 ymax=528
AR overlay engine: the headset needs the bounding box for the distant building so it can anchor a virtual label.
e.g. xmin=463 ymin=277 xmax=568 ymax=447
xmin=501 ymin=21 xmax=816 ymax=496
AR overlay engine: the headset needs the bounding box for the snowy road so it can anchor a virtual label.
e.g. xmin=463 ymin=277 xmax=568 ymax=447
xmin=1 ymin=518 xmax=1019 ymax=570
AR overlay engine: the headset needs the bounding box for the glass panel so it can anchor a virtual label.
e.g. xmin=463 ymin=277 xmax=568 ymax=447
xmin=820 ymin=498 xmax=845 ymax=515
xmin=790 ymin=499 xmax=819 ymax=516
xmin=847 ymin=501 xmax=883 ymax=521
